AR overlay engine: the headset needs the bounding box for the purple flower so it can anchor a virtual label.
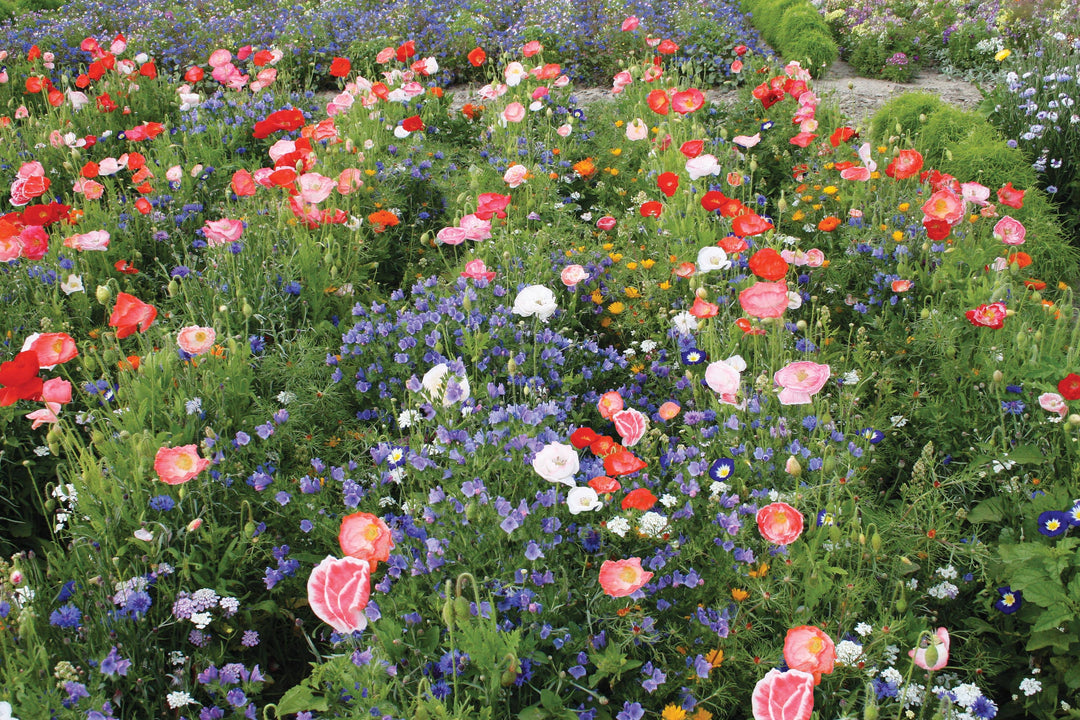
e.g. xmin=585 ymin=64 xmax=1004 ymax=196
xmin=616 ymin=701 xmax=644 ymax=720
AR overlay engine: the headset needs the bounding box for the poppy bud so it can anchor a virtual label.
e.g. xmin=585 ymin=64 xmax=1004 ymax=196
xmin=95 ymin=284 xmax=112 ymax=305
xmin=863 ymin=687 xmax=879 ymax=720
xmin=454 ymin=596 xmax=471 ymax=622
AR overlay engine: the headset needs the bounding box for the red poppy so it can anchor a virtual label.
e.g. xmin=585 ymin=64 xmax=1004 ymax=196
xmin=185 ymin=66 xmax=204 ymax=82
xmin=253 ymin=107 xmax=305 ymax=139
xmin=884 ymin=149 xmax=923 ymax=180
xmin=748 ymin=248 xmax=789 ymax=281
xmin=127 ymin=152 xmax=146 ymax=171
xmin=646 ymin=89 xmax=670 ymax=115
xmin=589 ymin=476 xmax=621 ymax=494
xmin=27 ymin=45 xmax=41 ymax=61
xmin=0 ymin=351 xmax=43 ymax=406
xmin=402 ymin=115 xmax=424 ymax=133
xmin=752 ymin=83 xmax=785 ymax=109
xmin=134 ymin=198 xmax=152 ymax=215
xmin=396 ymin=40 xmax=416 ymax=63
xmin=680 ymin=139 xmax=704 ymax=158
xmin=789 ymin=132 xmax=817 ymax=148
xmin=329 ymin=57 xmax=351 ymax=77
xmin=792 ymin=164 xmax=809 ymax=180
xmin=923 ymin=218 xmax=951 ymax=241
xmin=114 ymin=259 xmax=139 ymax=274
xmin=657 ymin=39 xmax=679 ymax=54
xmin=108 ymin=292 xmax=157 ymax=339
xmin=371 ymin=82 xmax=390 ymax=100
xmin=700 ymin=190 xmax=728 ymax=212
xmin=97 ymin=93 xmax=118 ymax=112
xmin=997 ymin=182 xmax=1025 ymax=209
xmin=467 ymin=47 xmax=486 ymax=66
xmin=732 ymin=212 xmax=773 ymax=236
xmin=621 ymin=487 xmax=658 ymax=511
xmin=640 ymin=201 xmax=663 ymax=218
xmin=139 ymin=62 xmax=157 ymax=79
xmin=570 ymin=426 xmax=600 ymax=449
xmin=657 ymin=172 xmax=679 ymax=197
xmin=253 ymin=50 xmax=275 ymax=66
xmin=604 ymin=449 xmax=647 ymax=477
xmin=1058 ymin=373 xmax=1080 ymax=400
xmin=589 ymin=435 xmax=619 ymax=457
xmin=20 ymin=203 xmax=69 ymax=227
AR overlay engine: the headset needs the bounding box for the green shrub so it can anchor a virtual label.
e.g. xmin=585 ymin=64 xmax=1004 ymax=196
xmin=783 ymin=32 xmax=837 ymax=77
xmin=870 ymin=91 xmax=946 ymax=144
xmin=918 ymin=105 xmax=985 ymax=166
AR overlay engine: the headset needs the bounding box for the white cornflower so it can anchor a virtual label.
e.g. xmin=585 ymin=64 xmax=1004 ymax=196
xmin=397 ymin=409 xmax=421 ymax=428
xmin=1020 ymin=678 xmax=1042 ymax=696
xmin=166 ymin=691 xmax=194 ymax=709
xmin=607 ymin=517 xmax=630 ymax=537
xmin=672 ymin=310 xmax=698 ymax=335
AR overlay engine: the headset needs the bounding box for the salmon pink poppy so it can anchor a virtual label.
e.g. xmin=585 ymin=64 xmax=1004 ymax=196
xmin=109 ymin=292 xmax=157 ymax=339
xmin=784 ymin=626 xmax=836 ymax=684
xmin=460 ymin=259 xmax=496 ymax=282
xmin=0 ymin=351 xmax=43 ymax=406
xmin=789 ymin=132 xmax=817 ymax=148
xmin=690 ymin=296 xmax=719 ymax=318
xmin=604 ymin=449 xmax=647 ymax=476
xmin=658 ymin=401 xmax=681 ymax=420
xmin=885 ymin=149 xmax=923 ymax=180
xmin=41 ymin=377 xmax=72 ymax=404
xmin=26 ymin=332 xmax=77 ymax=369
xmin=840 ymin=166 xmax=871 ymax=182
xmin=612 ymin=408 xmax=648 ymax=447
xmin=774 ymin=361 xmax=830 ymax=405
xmin=892 ymin=279 xmax=914 ymax=292
xmin=739 ymin=281 xmax=788 ymax=319
xmin=748 ymin=248 xmax=789 ymax=280
xmin=756 ymin=502 xmax=804 ymax=545
xmin=719 ymin=235 xmax=749 ymax=254
xmin=921 ymin=190 xmax=964 ymax=226
xmin=966 ymin=302 xmax=1007 ymax=329
xmin=307 ymin=555 xmax=371 ymax=634
xmin=232 ymin=169 xmax=257 ymax=196
xmin=598 ymin=391 xmax=624 ymax=420
xmin=154 ymin=444 xmax=211 ymax=485
xmin=731 ymin=212 xmax=773 ymax=237
xmin=203 ymin=218 xmax=244 ymax=246
xmin=751 ymin=668 xmax=815 ymax=720
xmin=909 ymin=627 xmax=949 ymax=671
xmin=339 ymin=512 xmax=394 ymax=568
xmin=598 ymin=557 xmax=652 ymax=597
xmin=177 ymin=326 xmax=216 ymax=356
xmin=997 ymin=182 xmax=1025 ymax=209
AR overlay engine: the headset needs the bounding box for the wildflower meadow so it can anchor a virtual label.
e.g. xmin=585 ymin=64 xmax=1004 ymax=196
xmin=1 ymin=1 xmax=1080 ymax=720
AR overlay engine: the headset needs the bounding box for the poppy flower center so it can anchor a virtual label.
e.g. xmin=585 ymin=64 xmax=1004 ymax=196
xmin=364 ymin=525 xmax=380 ymax=541
xmin=807 ymin=636 xmax=824 ymax=654
xmin=619 ymin=567 xmax=639 ymax=584
xmin=176 ymin=454 xmax=193 ymax=471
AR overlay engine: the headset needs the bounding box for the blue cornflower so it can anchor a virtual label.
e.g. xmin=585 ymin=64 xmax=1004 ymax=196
xmin=1001 ymin=400 xmax=1026 ymax=415
xmin=1038 ymin=510 xmax=1070 ymax=537
xmin=971 ymin=694 xmax=998 ymax=718
xmin=149 ymin=495 xmax=175 ymax=511
xmin=50 ymin=603 xmax=82 ymax=629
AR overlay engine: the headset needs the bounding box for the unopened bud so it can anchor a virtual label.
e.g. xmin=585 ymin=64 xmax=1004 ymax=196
xmin=785 ymin=456 xmax=802 ymax=477
xmin=95 ymin=284 xmax=112 ymax=305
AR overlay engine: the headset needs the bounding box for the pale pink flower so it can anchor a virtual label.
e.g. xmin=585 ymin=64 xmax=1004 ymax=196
xmin=502 ymin=101 xmax=526 ymax=123
xmin=909 ymin=627 xmax=949 ymax=671
xmin=503 ymin=164 xmax=529 ymax=188
xmin=177 ymin=326 xmax=216 ymax=356
xmin=993 ymin=215 xmax=1026 ymax=245
xmin=436 ymin=227 xmax=467 ymax=246
xmin=774 ymin=361 xmax=831 ymax=405
xmin=561 ymin=264 xmax=587 ymax=287
xmin=1039 ymin=392 xmax=1067 ymax=420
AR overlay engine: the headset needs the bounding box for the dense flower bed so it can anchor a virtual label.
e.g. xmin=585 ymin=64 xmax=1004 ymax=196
xmin=1 ymin=4 xmax=1080 ymax=720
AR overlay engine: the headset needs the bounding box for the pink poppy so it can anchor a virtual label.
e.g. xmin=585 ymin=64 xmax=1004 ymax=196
xmin=705 ymin=360 xmax=741 ymax=405
xmin=598 ymin=391 xmax=624 ymax=420
xmin=436 ymin=227 xmax=467 ymax=245
xmin=459 ymin=213 xmax=492 ymax=240
xmin=475 ymin=194 xmax=510 ymax=220
xmin=789 ymin=132 xmax=817 ymax=148
xmin=685 ymin=154 xmax=720 ymax=180
xmin=522 ymin=40 xmax=543 ymax=57
xmin=784 ymin=626 xmax=835 ymax=684
xmin=756 ymin=502 xmax=804 ymax=545
xmin=232 ymin=169 xmax=257 ymax=196
xmin=203 ymin=218 xmax=244 ymax=246
xmin=596 ymin=216 xmax=617 ymax=231
xmin=751 ymin=668 xmax=815 ymax=720
xmin=1038 ymin=392 xmax=1067 ymax=419
xmin=961 ymin=182 xmax=990 ymax=206
xmin=18 ymin=225 xmax=48 ymax=260
xmin=840 ymin=166 xmax=871 ymax=182
xmin=298 ymin=173 xmax=335 ymax=205
xmin=177 ymin=326 xmax=216 ymax=356
xmin=621 ymin=15 xmax=639 ymax=31
xmin=993 ymin=216 xmax=1026 ymax=245
xmin=503 ymin=164 xmax=529 ymax=188
xmin=339 ymin=512 xmax=394 ymax=569
xmin=502 ymin=101 xmax=526 ymax=123
xmin=671 ymin=88 xmax=704 ymax=114
xmin=966 ymin=302 xmax=1007 ymax=329
xmin=154 ymin=444 xmax=211 ymax=485
xmin=774 ymin=361 xmax=830 ymax=405
xmin=909 ymin=627 xmax=949 ymax=671
xmin=739 ymin=281 xmax=789 ymax=319
xmin=921 ymin=189 xmax=964 ymax=226
xmin=337 ymin=169 xmax=364 ymax=195
xmin=732 ymin=133 xmax=760 ymax=148
xmin=208 ymin=48 xmax=232 ymax=68
xmin=307 ymin=555 xmax=371 ymax=634
xmin=612 ymin=408 xmax=648 ymax=447
xmin=63 ymin=230 xmax=110 ymax=251
xmin=658 ymin=401 xmax=681 ymax=420
xmin=26 ymin=403 xmax=61 ymax=429
xmin=41 ymin=377 xmax=72 ymax=404
xmin=598 ymin=557 xmax=652 ymax=597
xmin=561 ymin=264 xmax=587 ymax=287
xmin=460 ymin=259 xmax=496 ymax=281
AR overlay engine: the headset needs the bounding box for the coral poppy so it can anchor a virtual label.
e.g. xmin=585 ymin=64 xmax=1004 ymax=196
xmin=789 ymin=132 xmax=817 ymax=148
xmin=884 ymin=149 xmax=923 ymax=180
xmin=598 ymin=557 xmax=652 ymax=597
xmin=621 ymin=487 xmax=657 ymax=511
xmin=921 ymin=190 xmax=964 ymax=226
xmin=108 ymin=292 xmax=157 ymax=339
xmin=26 ymin=332 xmax=77 ymax=369
xmin=646 ymin=89 xmax=670 ymax=115
xmin=690 ymin=297 xmax=719 ymax=319
xmin=748 ymin=248 xmax=789 ymax=281
xmin=732 ymin=212 xmax=773 ymax=236
xmin=739 ymin=281 xmax=789 ymax=319
xmin=783 ymin=626 xmax=836 ymax=684
xmin=307 ymin=555 xmax=371 ymax=634
xmin=757 ymin=502 xmax=804 ymax=546
xmin=467 ymin=47 xmax=486 ymax=66
xmin=604 ymin=449 xmax=647 ymax=476
xmin=997 ymin=182 xmax=1025 ymax=209
xmin=338 ymin=512 xmax=394 ymax=569
xmin=588 ymin=476 xmax=621 ymax=494
xmin=329 ymin=57 xmax=351 ymax=77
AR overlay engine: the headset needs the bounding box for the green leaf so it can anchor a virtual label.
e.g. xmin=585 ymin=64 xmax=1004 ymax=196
xmin=1032 ymin=603 xmax=1074 ymax=633
xmin=1063 ymin=660 xmax=1080 ymax=690
xmin=1014 ymin=580 xmax=1067 ymax=608
xmin=1026 ymin=629 xmax=1074 ymax=653
xmin=274 ymin=685 xmax=329 ymax=716
xmin=966 ymin=497 xmax=1004 ymax=524
xmin=1006 ymin=445 xmax=1046 ymax=464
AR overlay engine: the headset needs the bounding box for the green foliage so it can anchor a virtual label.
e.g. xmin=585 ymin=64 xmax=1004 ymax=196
xmin=917 ymin=105 xmax=985 ymax=166
xmin=869 ymin=91 xmax=946 ymax=145
xmin=742 ymin=0 xmax=837 ymax=77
